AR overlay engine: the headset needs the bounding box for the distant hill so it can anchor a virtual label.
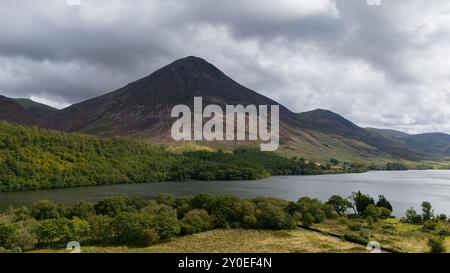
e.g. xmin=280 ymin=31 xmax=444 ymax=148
xmin=0 ymin=95 xmax=43 ymax=126
xmin=367 ymin=128 xmax=450 ymax=159
xmin=14 ymin=98 xmax=57 ymax=121
xmin=1 ymin=56 xmax=449 ymax=162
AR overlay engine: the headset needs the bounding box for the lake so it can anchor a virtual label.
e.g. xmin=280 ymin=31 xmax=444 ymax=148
xmin=1 ymin=170 xmax=449 ymax=217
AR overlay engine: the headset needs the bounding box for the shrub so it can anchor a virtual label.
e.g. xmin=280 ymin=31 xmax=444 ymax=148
xmin=437 ymin=214 xmax=447 ymax=221
xmin=350 ymin=191 xmax=375 ymax=215
xmin=156 ymin=194 xmax=175 ymax=207
xmin=64 ymin=217 xmax=91 ymax=243
xmin=180 ymin=209 xmax=214 ymax=235
xmin=404 ymin=208 xmax=422 ymax=224
xmin=422 ymin=221 xmax=438 ymax=232
xmin=0 ymin=223 xmax=16 ymax=248
xmin=301 ymin=213 xmax=314 ymax=227
xmin=66 ymin=202 xmax=95 ymax=219
xmin=9 ymin=219 xmax=38 ymax=251
xmin=31 ymin=200 xmax=61 ymax=220
xmin=36 ymin=217 xmax=90 ymax=245
xmin=322 ymin=204 xmax=339 ymax=219
xmin=376 ymin=195 xmax=393 ymax=212
xmin=421 ymin=202 xmax=434 ymax=222
xmin=297 ymin=197 xmax=326 ymax=223
xmin=190 ymin=194 xmax=239 ymax=227
xmin=152 ymin=206 xmax=180 ymax=241
xmin=87 ymin=215 xmax=112 ymax=243
xmin=36 ymin=218 xmax=69 ymax=245
xmin=94 ymin=196 xmax=148 ymax=216
xmin=231 ymin=200 xmax=257 ymax=228
xmin=140 ymin=228 xmax=160 ymax=246
xmin=342 ymin=232 xmax=369 ymax=245
xmin=110 ymin=212 xmax=154 ymax=246
xmin=338 ymin=216 xmax=349 ymax=225
xmin=326 ymin=195 xmax=352 ymax=214
xmin=255 ymin=201 xmax=296 ymax=230
xmin=174 ymin=197 xmax=192 ymax=219
xmin=364 ymin=204 xmax=391 ymax=220
xmin=347 ymin=222 xmax=362 ymax=231
xmin=438 ymin=229 xmax=450 ymax=237
xmin=428 ymin=237 xmax=446 ymax=253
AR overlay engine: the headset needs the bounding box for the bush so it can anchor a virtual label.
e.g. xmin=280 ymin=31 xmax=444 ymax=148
xmin=364 ymin=204 xmax=391 ymax=220
xmin=422 ymin=221 xmax=438 ymax=232
xmin=438 ymin=229 xmax=450 ymax=237
xmin=322 ymin=204 xmax=339 ymax=219
xmin=140 ymin=228 xmax=160 ymax=246
xmin=36 ymin=217 xmax=90 ymax=245
xmin=9 ymin=219 xmax=38 ymax=251
xmin=231 ymin=200 xmax=257 ymax=228
xmin=422 ymin=202 xmax=434 ymax=222
xmin=152 ymin=206 xmax=180 ymax=241
xmin=297 ymin=197 xmax=326 ymax=223
xmin=428 ymin=237 xmax=446 ymax=253
xmin=180 ymin=209 xmax=214 ymax=235
xmin=66 ymin=202 xmax=95 ymax=219
xmin=437 ymin=214 xmax=447 ymax=221
xmin=156 ymin=194 xmax=175 ymax=207
xmin=36 ymin=218 xmax=68 ymax=245
xmin=404 ymin=208 xmax=422 ymax=224
xmin=94 ymin=196 xmax=147 ymax=216
xmin=347 ymin=222 xmax=362 ymax=231
xmin=0 ymin=223 xmax=16 ymax=248
xmin=301 ymin=213 xmax=314 ymax=227
xmin=87 ymin=215 xmax=112 ymax=243
xmin=376 ymin=195 xmax=393 ymax=212
xmin=326 ymin=195 xmax=352 ymax=214
xmin=31 ymin=200 xmax=61 ymax=220
xmin=255 ymin=201 xmax=296 ymax=230
xmin=110 ymin=212 xmax=154 ymax=246
xmin=190 ymin=194 xmax=239 ymax=227
xmin=350 ymin=191 xmax=375 ymax=215
xmin=64 ymin=217 xmax=91 ymax=243
xmin=342 ymin=232 xmax=369 ymax=245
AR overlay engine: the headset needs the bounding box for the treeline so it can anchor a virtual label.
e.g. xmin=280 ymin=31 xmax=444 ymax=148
xmin=0 ymin=193 xmax=341 ymax=252
xmin=0 ymin=122 xmax=323 ymax=192
xmin=368 ymin=162 xmax=408 ymax=171
xmin=1 ymin=193 xmax=448 ymax=253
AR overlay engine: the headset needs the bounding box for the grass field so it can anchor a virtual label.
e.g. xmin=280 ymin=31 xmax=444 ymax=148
xmin=32 ymin=229 xmax=367 ymax=253
xmin=313 ymin=218 xmax=450 ymax=253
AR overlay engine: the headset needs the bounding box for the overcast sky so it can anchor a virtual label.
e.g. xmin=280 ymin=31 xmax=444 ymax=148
xmin=1 ymin=0 xmax=450 ymax=134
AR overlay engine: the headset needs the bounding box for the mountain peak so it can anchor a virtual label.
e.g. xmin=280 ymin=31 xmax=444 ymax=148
xmin=296 ymin=108 xmax=362 ymax=133
xmin=176 ymin=55 xmax=209 ymax=64
xmin=160 ymin=56 xmax=227 ymax=80
xmin=298 ymin=109 xmax=355 ymax=125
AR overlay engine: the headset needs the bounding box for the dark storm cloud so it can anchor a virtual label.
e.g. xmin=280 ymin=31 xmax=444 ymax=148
xmin=0 ymin=0 xmax=449 ymax=133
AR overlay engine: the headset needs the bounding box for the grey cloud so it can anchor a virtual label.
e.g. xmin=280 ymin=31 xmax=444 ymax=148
xmin=0 ymin=0 xmax=449 ymax=134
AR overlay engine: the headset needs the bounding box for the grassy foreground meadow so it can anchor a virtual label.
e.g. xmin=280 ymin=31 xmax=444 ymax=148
xmin=32 ymin=229 xmax=366 ymax=253
xmin=31 ymin=219 xmax=450 ymax=253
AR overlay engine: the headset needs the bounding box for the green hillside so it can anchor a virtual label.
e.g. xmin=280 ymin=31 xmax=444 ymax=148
xmin=0 ymin=122 xmax=325 ymax=192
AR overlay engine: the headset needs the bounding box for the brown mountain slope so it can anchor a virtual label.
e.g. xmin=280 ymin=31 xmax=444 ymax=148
xmin=45 ymin=56 xmax=403 ymax=161
xmin=49 ymin=56 xmax=295 ymax=140
xmin=0 ymin=95 xmax=43 ymax=126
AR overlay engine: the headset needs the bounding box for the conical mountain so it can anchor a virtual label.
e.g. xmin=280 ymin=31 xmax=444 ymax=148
xmin=50 ymin=56 xmax=294 ymax=139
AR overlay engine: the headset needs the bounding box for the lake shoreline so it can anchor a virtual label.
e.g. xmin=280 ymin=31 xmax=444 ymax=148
xmin=1 ymin=170 xmax=450 ymax=216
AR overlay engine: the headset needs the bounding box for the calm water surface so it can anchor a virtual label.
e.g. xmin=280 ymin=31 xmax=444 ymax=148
xmin=1 ymin=170 xmax=449 ymax=216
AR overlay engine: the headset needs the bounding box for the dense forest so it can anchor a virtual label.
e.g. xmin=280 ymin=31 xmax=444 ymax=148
xmin=0 ymin=122 xmax=328 ymax=192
